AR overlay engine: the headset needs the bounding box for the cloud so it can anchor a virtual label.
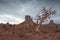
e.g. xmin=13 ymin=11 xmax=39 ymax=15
xmin=51 ymin=17 xmax=60 ymax=24
xmin=0 ymin=14 xmax=24 ymax=24
xmin=0 ymin=0 xmax=60 ymax=24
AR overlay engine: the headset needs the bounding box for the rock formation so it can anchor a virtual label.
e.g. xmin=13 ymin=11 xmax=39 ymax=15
xmin=24 ymin=15 xmax=34 ymax=24
xmin=19 ymin=15 xmax=36 ymax=26
xmin=49 ymin=20 xmax=55 ymax=25
xmin=16 ymin=15 xmax=36 ymax=33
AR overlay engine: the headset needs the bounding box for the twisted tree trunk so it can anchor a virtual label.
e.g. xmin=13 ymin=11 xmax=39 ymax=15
xmin=36 ymin=22 xmax=42 ymax=32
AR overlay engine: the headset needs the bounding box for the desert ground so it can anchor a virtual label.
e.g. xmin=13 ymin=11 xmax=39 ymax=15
xmin=0 ymin=15 xmax=60 ymax=40
xmin=0 ymin=23 xmax=60 ymax=40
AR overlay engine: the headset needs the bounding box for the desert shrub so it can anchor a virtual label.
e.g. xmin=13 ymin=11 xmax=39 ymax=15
xmin=55 ymin=30 xmax=60 ymax=32
xmin=3 ymin=25 xmax=7 ymax=30
xmin=57 ymin=37 xmax=60 ymax=40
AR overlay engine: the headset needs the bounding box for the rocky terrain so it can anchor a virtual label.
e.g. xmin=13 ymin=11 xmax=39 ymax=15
xmin=0 ymin=15 xmax=60 ymax=40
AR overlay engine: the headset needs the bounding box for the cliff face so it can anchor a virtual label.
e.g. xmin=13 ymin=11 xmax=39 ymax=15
xmin=25 ymin=15 xmax=33 ymax=23
xmin=20 ymin=15 xmax=35 ymax=24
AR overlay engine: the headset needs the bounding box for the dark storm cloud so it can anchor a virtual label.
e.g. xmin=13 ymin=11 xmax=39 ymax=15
xmin=46 ymin=0 xmax=60 ymax=2
xmin=46 ymin=0 xmax=60 ymax=5
xmin=0 ymin=0 xmax=41 ymax=17
xmin=37 ymin=0 xmax=60 ymax=2
xmin=0 ymin=0 xmax=60 ymax=24
xmin=0 ymin=0 xmax=60 ymax=16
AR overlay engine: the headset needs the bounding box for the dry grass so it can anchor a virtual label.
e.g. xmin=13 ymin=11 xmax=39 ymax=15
xmin=0 ymin=24 xmax=60 ymax=40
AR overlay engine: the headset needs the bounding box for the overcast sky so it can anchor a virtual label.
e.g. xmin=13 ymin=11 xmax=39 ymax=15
xmin=0 ymin=0 xmax=60 ymax=24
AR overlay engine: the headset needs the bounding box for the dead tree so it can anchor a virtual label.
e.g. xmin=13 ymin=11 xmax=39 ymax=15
xmin=36 ymin=7 xmax=56 ymax=31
